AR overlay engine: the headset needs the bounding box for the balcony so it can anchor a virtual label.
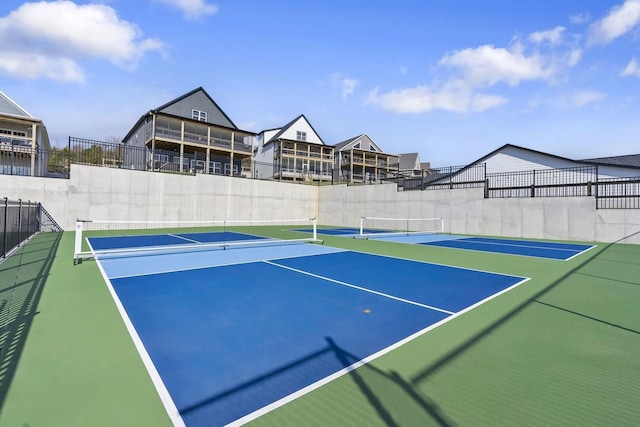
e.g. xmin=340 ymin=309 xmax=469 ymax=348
xmin=153 ymin=126 xmax=252 ymax=156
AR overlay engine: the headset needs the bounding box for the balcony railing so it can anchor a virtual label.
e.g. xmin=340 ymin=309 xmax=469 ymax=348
xmin=5 ymin=137 xmax=638 ymax=207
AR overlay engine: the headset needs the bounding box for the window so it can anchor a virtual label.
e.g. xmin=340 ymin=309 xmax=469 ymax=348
xmin=353 ymin=142 xmax=361 ymax=149
xmin=211 ymin=161 xmax=222 ymax=174
xmin=192 ymin=109 xmax=207 ymax=122
xmin=154 ymin=153 xmax=169 ymax=163
xmin=296 ymin=131 xmax=307 ymax=141
xmin=191 ymin=159 xmax=205 ymax=170
xmin=370 ymin=145 xmax=378 ymax=152
xmin=224 ymin=163 xmax=240 ymax=175
xmin=0 ymin=129 xmax=26 ymax=137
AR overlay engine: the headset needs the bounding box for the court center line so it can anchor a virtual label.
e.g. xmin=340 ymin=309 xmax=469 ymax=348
xmin=263 ymin=260 xmax=455 ymax=315
xmin=168 ymin=233 xmax=202 ymax=244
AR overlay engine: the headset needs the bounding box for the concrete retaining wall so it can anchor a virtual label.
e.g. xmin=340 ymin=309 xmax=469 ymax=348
xmin=1 ymin=165 xmax=638 ymax=243
xmin=1 ymin=165 xmax=319 ymax=230
xmin=317 ymin=183 xmax=640 ymax=244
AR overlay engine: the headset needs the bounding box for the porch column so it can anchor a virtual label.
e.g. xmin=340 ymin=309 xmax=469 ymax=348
xmin=179 ymin=144 xmax=184 ymax=173
xmin=151 ymin=113 xmax=157 ymax=171
xmin=30 ymin=122 xmax=36 ymax=176
xmin=230 ymin=131 xmax=234 ymax=176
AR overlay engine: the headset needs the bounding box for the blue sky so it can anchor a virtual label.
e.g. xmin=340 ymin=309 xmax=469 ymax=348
xmin=1 ymin=0 xmax=640 ymax=166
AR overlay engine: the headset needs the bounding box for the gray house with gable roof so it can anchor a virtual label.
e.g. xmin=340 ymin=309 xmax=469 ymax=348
xmin=122 ymin=87 xmax=255 ymax=176
xmin=333 ymin=134 xmax=399 ymax=184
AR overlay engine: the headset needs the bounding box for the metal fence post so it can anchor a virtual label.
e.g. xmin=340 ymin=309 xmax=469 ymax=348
xmin=530 ymin=170 xmax=536 ymax=197
xmin=2 ymin=197 xmax=7 ymax=258
xmin=18 ymin=199 xmax=22 ymax=246
xmin=595 ymin=165 xmax=599 ymax=209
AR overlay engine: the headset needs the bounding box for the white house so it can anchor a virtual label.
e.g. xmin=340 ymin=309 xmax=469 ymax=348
xmin=0 ymin=90 xmax=52 ymax=177
xmin=254 ymin=115 xmax=333 ymax=182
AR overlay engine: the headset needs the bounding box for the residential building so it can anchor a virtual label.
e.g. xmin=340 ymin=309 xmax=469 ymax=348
xmin=122 ymin=87 xmax=255 ymax=176
xmin=0 ymin=90 xmax=52 ymax=177
xmin=398 ymin=152 xmax=425 ymax=177
xmin=333 ymin=134 xmax=399 ymax=184
xmin=420 ymin=143 xmax=640 ymax=195
xmin=254 ymin=115 xmax=333 ymax=182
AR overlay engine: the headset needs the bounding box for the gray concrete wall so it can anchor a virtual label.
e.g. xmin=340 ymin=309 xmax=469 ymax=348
xmin=1 ymin=165 xmax=638 ymax=243
xmin=1 ymin=164 xmax=319 ymax=230
xmin=317 ymin=184 xmax=640 ymax=244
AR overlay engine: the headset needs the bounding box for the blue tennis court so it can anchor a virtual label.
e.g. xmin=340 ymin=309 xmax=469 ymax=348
xmin=419 ymin=236 xmax=594 ymax=260
xmin=92 ymin=232 xmax=527 ymax=426
xmin=89 ymin=230 xmax=267 ymax=251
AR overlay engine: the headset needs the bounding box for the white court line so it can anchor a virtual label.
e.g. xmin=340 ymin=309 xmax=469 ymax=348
xmin=230 ymin=275 xmax=531 ymax=426
xmin=564 ymin=244 xmax=597 ymax=261
xmin=263 ymin=260 xmax=455 ymax=315
xmin=92 ymin=249 xmax=186 ymax=427
xmin=421 ymin=240 xmax=580 ymax=261
xmin=167 ymin=233 xmax=202 ymax=244
xmin=466 ymin=238 xmax=591 ymax=253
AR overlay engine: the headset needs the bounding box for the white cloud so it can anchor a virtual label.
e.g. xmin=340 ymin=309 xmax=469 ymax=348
xmin=528 ymin=26 xmax=565 ymax=45
xmin=366 ymin=83 xmax=507 ymax=114
xmin=622 ymin=58 xmax=640 ymax=77
xmin=0 ymin=1 xmax=165 ymax=82
xmin=587 ymin=0 xmax=640 ymax=45
xmin=438 ymin=44 xmax=555 ymax=87
xmin=567 ymin=48 xmax=583 ymax=66
xmin=569 ymin=12 xmax=591 ymax=25
xmin=341 ymin=78 xmax=358 ymax=98
xmin=0 ymin=51 xmax=84 ymax=83
xmin=153 ymin=0 xmax=218 ymax=20
xmin=367 ymin=29 xmax=582 ymax=115
xmin=571 ymin=90 xmax=605 ymax=107
xmin=329 ymin=73 xmax=358 ymax=99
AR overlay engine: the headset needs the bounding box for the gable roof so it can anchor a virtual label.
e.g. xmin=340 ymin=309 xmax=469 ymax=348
xmin=332 ymin=134 xmax=387 ymax=153
xmin=425 ymin=143 xmax=640 ymax=186
xmin=333 ymin=134 xmax=362 ymax=151
xmin=581 ymin=154 xmax=640 ymax=168
xmin=476 ymin=144 xmax=640 ymax=171
xmin=398 ymin=153 xmax=421 ymax=170
xmin=0 ymin=90 xmax=33 ymax=119
xmin=265 ymin=114 xmax=326 ymax=146
xmin=466 ymin=143 xmax=581 ymax=167
xmin=154 ymin=87 xmax=238 ymax=129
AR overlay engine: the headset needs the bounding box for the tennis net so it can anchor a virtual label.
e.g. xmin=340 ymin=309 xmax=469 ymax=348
xmin=73 ymin=218 xmax=319 ymax=263
xmin=358 ymin=216 xmax=445 ymax=238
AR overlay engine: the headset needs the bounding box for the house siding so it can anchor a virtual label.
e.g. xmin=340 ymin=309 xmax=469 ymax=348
xmin=485 ymin=149 xmax=579 ymax=173
xmin=277 ymin=119 xmax=323 ymax=145
xmin=159 ymin=91 xmax=235 ymax=129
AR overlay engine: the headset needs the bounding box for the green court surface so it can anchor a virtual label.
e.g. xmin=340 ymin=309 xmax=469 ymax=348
xmin=0 ymin=228 xmax=638 ymax=426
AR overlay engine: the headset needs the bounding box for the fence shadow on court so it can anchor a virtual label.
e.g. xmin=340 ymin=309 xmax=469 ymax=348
xmin=409 ymin=230 xmax=640 ymax=388
xmin=179 ymin=335 xmax=458 ymax=425
xmin=0 ymin=232 xmax=62 ymax=410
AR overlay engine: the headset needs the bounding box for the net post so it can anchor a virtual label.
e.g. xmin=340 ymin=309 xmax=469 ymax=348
xmin=223 ymin=220 xmax=227 ymax=249
xmin=359 ymin=217 xmax=365 ymax=235
xmin=312 ymin=218 xmax=317 ymax=240
xmin=74 ymin=220 xmax=84 ymax=264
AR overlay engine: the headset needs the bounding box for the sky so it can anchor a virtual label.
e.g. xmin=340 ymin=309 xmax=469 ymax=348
xmin=1 ymin=0 xmax=640 ymax=167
